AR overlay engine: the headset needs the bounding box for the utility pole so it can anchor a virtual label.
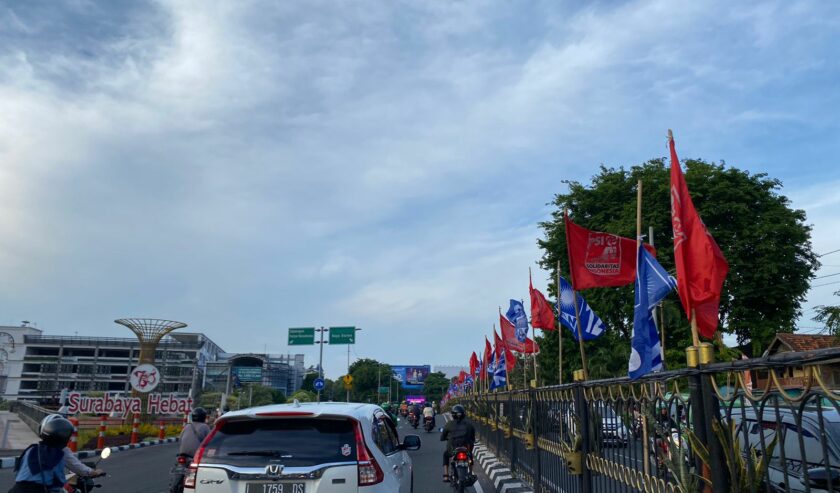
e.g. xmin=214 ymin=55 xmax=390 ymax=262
xmin=377 ymin=365 xmax=381 ymax=403
xmin=316 ymin=327 xmax=327 ymax=402
xmin=346 ymin=344 xmax=351 ymax=402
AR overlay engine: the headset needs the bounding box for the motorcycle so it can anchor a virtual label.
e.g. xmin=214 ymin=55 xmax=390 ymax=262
xmin=168 ymin=453 xmax=193 ymax=493
xmin=64 ymin=447 xmax=111 ymax=493
xmin=424 ymin=415 xmax=435 ymax=433
xmin=448 ymin=447 xmax=477 ymax=493
xmin=408 ymin=412 xmax=419 ymax=429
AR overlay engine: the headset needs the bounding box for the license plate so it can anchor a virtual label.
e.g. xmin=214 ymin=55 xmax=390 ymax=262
xmin=246 ymin=483 xmax=305 ymax=493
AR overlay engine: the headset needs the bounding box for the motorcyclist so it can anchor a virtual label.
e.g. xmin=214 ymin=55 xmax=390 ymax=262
xmin=440 ymin=405 xmax=476 ymax=482
xmin=408 ymin=403 xmax=422 ymax=426
xmin=381 ymin=403 xmax=399 ymax=424
xmin=56 ymin=410 xmax=105 ymax=479
xmin=178 ymin=407 xmax=211 ymax=458
xmin=12 ymin=414 xmax=75 ymax=493
xmin=423 ymin=403 xmax=435 ymax=426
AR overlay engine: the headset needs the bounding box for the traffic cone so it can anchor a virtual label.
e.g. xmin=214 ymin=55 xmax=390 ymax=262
xmin=68 ymin=418 xmax=79 ymax=452
xmin=159 ymin=420 xmax=165 ymax=440
xmin=96 ymin=415 xmax=106 ymax=450
xmin=130 ymin=413 xmax=139 ymax=444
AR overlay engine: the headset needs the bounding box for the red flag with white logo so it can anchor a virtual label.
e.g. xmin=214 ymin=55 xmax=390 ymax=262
xmin=564 ymin=213 xmax=655 ymax=290
xmin=670 ymin=135 xmax=729 ymax=338
xmin=500 ymin=314 xmax=540 ymax=354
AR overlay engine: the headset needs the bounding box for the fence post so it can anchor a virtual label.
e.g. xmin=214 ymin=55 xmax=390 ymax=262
xmin=130 ymin=412 xmax=140 ymax=444
xmin=68 ymin=417 xmax=78 ymax=452
xmin=96 ymin=415 xmax=106 ymax=450
xmin=509 ymin=392 xmax=516 ymax=476
xmin=531 ymin=388 xmax=542 ymax=492
xmin=159 ymin=420 xmax=166 ymax=440
xmin=573 ymin=371 xmax=592 ymax=493
xmin=698 ymin=344 xmax=730 ymax=492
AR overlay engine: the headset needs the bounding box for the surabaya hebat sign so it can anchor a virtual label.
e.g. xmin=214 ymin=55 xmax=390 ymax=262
xmin=66 ymin=392 xmax=193 ymax=416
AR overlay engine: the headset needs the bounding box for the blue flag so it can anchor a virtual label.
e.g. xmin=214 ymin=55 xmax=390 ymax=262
xmin=505 ymin=299 xmax=529 ymax=343
xmin=488 ymin=351 xmax=507 ymax=390
xmin=629 ymin=245 xmax=677 ymax=380
xmin=557 ymin=277 xmax=607 ymax=340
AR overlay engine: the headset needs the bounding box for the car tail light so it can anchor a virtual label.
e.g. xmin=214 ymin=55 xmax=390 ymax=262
xmin=183 ymin=421 xmax=221 ymax=489
xmin=353 ymin=420 xmax=384 ymax=486
xmin=455 ymin=451 xmax=469 ymax=461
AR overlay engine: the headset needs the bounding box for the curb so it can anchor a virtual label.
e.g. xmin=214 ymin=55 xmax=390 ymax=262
xmin=473 ymin=443 xmax=534 ymax=493
xmin=0 ymin=437 xmax=180 ymax=469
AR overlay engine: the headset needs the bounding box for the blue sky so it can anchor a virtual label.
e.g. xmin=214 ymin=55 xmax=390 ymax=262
xmin=1 ymin=1 xmax=839 ymax=379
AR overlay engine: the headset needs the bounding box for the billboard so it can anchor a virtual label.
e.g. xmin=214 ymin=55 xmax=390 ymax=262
xmin=391 ymin=365 xmax=431 ymax=390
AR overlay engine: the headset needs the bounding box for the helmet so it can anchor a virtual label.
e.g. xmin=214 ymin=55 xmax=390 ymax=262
xmin=38 ymin=414 xmax=74 ymax=448
xmin=381 ymin=402 xmax=392 ymax=411
xmin=191 ymin=407 xmax=208 ymax=423
xmin=452 ymin=405 xmax=466 ymax=422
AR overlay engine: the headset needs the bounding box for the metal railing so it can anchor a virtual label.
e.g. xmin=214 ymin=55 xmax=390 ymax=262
xmin=455 ymin=346 xmax=840 ymax=493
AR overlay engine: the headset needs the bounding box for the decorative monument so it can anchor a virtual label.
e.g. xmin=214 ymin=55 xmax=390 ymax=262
xmin=115 ymin=318 xmax=187 ymax=365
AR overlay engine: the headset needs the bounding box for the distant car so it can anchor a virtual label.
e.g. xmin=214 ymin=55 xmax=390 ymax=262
xmin=731 ymin=407 xmax=840 ymax=492
xmin=185 ymin=402 xmax=421 ymax=492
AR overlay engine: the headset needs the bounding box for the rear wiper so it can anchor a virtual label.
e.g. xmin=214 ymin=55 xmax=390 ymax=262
xmin=227 ymin=450 xmax=291 ymax=457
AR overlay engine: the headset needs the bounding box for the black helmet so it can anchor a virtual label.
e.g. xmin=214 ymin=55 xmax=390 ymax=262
xmin=191 ymin=407 xmax=208 ymax=423
xmin=452 ymin=405 xmax=466 ymax=422
xmin=39 ymin=414 xmax=74 ymax=448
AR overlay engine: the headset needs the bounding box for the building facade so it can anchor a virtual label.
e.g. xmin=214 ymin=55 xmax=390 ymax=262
xmin=0 ymin=325 xmax=304 ymax=402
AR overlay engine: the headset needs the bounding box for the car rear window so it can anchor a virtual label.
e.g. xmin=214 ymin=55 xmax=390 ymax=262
xmin=201 ymin=417 xmax=357 ymax=467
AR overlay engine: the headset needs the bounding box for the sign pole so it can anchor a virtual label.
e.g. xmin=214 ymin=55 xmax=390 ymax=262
xmin=317 ymin=327 xmax=326 ymax=402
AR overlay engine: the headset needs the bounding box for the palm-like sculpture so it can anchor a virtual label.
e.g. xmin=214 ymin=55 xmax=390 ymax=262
xmin=115 ymin=318 xmax=187 ymax=364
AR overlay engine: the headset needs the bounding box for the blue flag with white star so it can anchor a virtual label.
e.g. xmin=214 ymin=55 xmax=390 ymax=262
xmin=557 ymin=276 xmax=607 ymax=340
xmin=629 ymin=245 xmax=676 ymax=380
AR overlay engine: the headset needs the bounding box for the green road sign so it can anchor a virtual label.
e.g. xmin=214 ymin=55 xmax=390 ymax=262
xmin=329 ymin=326 xmax=356 ymax=344
xmin=378 ymin=386 xmax=390 ymax=394
xmin=288 ymin=327 xmax=315 ymax=345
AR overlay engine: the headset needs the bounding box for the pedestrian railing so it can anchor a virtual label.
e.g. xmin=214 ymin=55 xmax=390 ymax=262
xmin=454 ymin=346 xmax=840 ymax=493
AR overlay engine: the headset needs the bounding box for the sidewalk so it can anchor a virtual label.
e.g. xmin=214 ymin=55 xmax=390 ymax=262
xmin=0 ymin=411 xmax=39 ymax=453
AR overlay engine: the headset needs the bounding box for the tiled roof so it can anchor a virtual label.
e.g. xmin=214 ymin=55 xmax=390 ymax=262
xmin=776 ymin=333 xmax=839 ymax=352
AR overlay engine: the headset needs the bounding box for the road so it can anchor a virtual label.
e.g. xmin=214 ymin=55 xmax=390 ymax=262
xmin=0 ymin=418 xmax=495 ymax=492
xmin=395 ymin=415 xmax=494 ymax=492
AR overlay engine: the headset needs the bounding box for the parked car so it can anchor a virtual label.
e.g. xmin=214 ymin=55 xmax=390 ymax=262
xmin=731 ymin=407 xmax=840 ymax=492
xmin=184 ymin=401 xmax=421 ymax=492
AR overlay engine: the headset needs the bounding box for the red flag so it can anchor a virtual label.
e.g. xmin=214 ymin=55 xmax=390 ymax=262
xmin=458 ymin=371 xmax=467 ymax=384
xmin=529 ymin=274 xmax=556 ymax=331
xmin=483 ymin=337 xmax=492 ymax=380
xmin=670 ymin=136 xmax=729 ymax=338
xmin=564 ymin=213 xmax=655 ymax=290
xmin=494 ymin=330 xmax=516 ymax=372
xmin=500 ymin=314 xmax=540 ymax=354
xmin=469 ymin=352 xmax=478 ymax=378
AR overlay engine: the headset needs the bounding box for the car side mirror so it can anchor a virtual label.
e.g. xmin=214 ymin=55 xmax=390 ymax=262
xmin=807 ymin=468 xmax=840 ymax=490
xmin=401 ymin=434 xmax=421 ymax=451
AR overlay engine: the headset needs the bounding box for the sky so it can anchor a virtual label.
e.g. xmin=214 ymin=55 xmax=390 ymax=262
xmin=1 ymin=0 xmax=839 ymax=380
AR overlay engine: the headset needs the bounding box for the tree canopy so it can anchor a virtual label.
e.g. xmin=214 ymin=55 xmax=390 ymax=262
xmin=814 ymin=290 xmax=840 ymax=337
xmin=422 ymin=372 xmax=450 ymax=403
xmin=348 ymin=358 xmax=400 ymax=403
xmin=536 ymin=159 xmax=818 ymax=382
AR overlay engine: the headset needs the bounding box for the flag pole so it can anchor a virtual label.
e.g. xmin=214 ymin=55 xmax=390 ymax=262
xmin=565 ymin=209 xmax=590 ymax=380
xmin=636 ymin=179 xmax=654 ymax=479
xmin=556 ymin=259 xmax=563 ymax=384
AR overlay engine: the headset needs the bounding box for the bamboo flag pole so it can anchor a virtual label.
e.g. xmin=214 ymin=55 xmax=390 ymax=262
xmin=557 ymin=259 xmax=563 ymax=385
xmin=565 ymin=209 xmax=590 ymax=380
xmin=636 ymin=179 xmax=654 ymax=479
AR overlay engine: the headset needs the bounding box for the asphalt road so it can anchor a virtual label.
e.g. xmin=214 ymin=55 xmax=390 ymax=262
xmin=396 ymin=415 xmax=494 ymax=493
xmin=0 ymin=441 xmax=179 ymax=493
xmin=0 ymin=418 xmax=495 ymax=493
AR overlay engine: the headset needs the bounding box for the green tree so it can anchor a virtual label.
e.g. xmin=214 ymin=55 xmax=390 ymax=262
xmin=422 ymin=372 xmax=450 ymax=403
xmin=301 ymin=372 xmax=319 ymax=392
xmin=814 ymin=290 xmax=840 ymax=337
xmin=290 ymin=390 xmax=317 ymax=402
xmin=536 ymin=159 xmax=818 ymax=382
xmin=348 ymin=359 xmax=399 ymax=403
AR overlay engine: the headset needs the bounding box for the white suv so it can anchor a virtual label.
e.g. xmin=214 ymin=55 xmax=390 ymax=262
xmin=185 ymin=402 xmax=421 ymax=492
